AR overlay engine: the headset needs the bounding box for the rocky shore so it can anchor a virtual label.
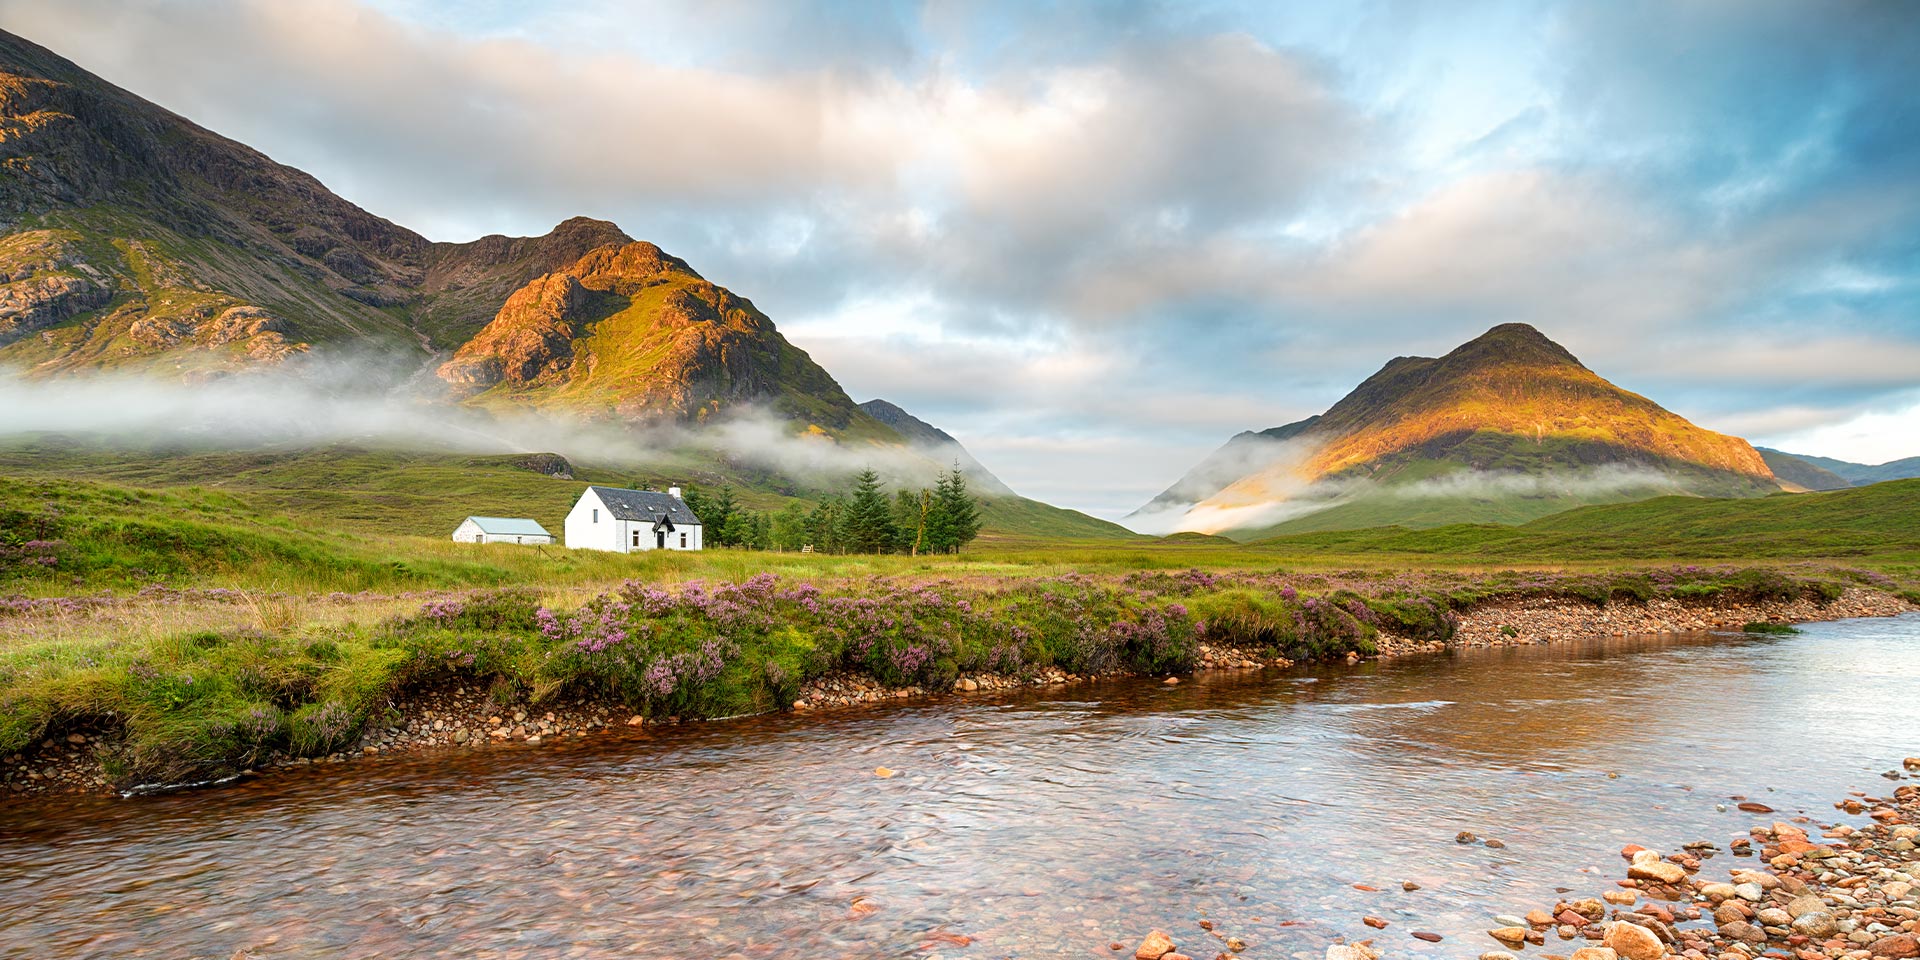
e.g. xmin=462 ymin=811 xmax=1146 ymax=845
xmin=1381 ymin=588 xmax=1913 ymax=656
xmin=1115 ymin=761 xmax=1920 ymax=960
xmin=1466 ymin=759 xmax=1920 ymax=960
xmin=3 ymin=590 xmax=1911 ymax=799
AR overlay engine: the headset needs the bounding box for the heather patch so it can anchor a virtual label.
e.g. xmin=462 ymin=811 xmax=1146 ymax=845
xmin=0 ymin=566 xmax=1896 ymax=792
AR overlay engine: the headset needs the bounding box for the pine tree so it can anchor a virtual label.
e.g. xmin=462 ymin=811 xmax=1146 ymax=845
xmin=680 ymin=484 xmax=711 ymax=530
xmin=707 ymin=485 xmax=740 ymax=546
xmin=772 ymin=502 xmax=810 ymax=551
xmin=841 ymin=469 xmax=899 ymax=554
xmin=930 ymin=464 xmax=981 ymax=553
xmin=721 ymin=510 xmax=755 ymax=548
xmin=806 ymin=497 xmax=845 ymax=553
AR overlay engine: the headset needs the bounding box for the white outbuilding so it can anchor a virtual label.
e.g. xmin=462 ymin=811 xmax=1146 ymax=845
xmin=564 ymin=485 xmax=704 ymax=552
xmin=451 ymin=516 xmax=554 ymax=545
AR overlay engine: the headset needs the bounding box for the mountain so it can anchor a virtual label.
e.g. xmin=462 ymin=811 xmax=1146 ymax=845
xmin=0 ymin=27 xmax=892 ymax=435
xmin=1130 ymin=416 xmax=1322 ymax=520
xmin=1761 ymin=449 xmax=1920 ymax=488
xmin=1132 ymin=323 xmax=1780 ymax=538
xmin=855 ymin=399 xmax=1014 ymax=495
xmin=0 ymin=29 xmax=1140 ymax=540
xmin=0 ymin=29 xmax=644 ymax=377
xmin=436 ymin=240 xmax=876 ymax=430
xmin=1754 ymin=448 xmax=1853 ymax=491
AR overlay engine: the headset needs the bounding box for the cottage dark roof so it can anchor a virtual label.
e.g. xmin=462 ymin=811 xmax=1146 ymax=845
xmin=586 ymin=486 xmax=702 ymax=525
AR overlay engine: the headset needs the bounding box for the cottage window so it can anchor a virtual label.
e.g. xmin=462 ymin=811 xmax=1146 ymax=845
xmin=632 ymin=529 xmax=641 ymax=548
xmin=680 ymin=532 xmax=688 ymax=548
xmin=592 ymin=508 xmax=599 ymax=523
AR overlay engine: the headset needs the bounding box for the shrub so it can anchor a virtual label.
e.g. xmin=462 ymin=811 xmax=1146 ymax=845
xmin=289 ymin=700 xmax=359 ymax=755
xmin=1367 ymin=595 xmax=1459 ymax=645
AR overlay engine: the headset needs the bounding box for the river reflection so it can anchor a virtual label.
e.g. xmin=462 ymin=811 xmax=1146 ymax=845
xmin=4 ymin=615 xmax=1918 ymax=959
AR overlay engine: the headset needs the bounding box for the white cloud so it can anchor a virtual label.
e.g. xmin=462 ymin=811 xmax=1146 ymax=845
xmin=1753 ymin=391 xmax=1920 ymax=466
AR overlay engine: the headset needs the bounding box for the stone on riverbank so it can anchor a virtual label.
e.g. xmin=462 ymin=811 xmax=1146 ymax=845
xmin=1602 ymin=920 xmax=1664 ymax=960
xmin=1872 ymin=934 xmax=1919 ymax=959
xmin=1489 ymin=927 xmax=1528 ymax=947
xmin=1135 ymin=929 xmax=1176 ymax=959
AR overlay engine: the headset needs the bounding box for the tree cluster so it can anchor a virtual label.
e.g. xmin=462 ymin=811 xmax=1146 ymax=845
xmin=674 ymin=466 xmax=981 ymax=554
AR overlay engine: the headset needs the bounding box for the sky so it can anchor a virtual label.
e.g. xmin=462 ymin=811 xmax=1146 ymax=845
xmin=4 ymin=0 xmax=1918 ymax=516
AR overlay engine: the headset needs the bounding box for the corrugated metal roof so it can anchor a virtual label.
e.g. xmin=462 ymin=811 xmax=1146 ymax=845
xmin=586 ymin=486 xmax=703 ymax=525
xmin=463 ymin=516 xmax=553 ymax=536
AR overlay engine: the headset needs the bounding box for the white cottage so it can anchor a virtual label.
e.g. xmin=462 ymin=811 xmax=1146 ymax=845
xmin=451 ymin=516 xmax=554 ymax=545
xmin=564 ymin=485 xmax=704 ymax=552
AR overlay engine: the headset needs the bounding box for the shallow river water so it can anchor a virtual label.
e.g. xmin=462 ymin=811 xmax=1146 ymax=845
xmin=4 ymin=614 xmax=1918 ymax=960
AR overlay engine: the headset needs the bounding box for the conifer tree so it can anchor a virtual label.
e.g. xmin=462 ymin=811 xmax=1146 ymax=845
xmin=841 ymin=469 xmax=899 ymax=554
xmin=806 ymin=497 xmax=845 ymax=553
xmin=771 ymin=502 xmax=810 ymax=551
xmin=929 ymin=464 xmax=981 ymax=553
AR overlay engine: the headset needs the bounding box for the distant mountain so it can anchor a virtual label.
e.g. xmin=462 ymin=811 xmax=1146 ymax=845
xmin=856 ymin=399 xmax=1014 ymax=495
xmin=1755 ymin=449 xmax=1853 ymax=491
xmin=0 ymin=28 xmax=1145 ymax=540
xmin=1761 ymin=449 xmax=1920 ymax=487
xmin=1132 ymin=323 xmax=1780 ymax=538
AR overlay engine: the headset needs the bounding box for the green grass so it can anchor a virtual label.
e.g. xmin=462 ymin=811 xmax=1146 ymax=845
xmin=0 ymin=435 xmax=1137 ymax=549
xmin=2 ymin=448 xmax=1914 ymax=792
xmin=1245 ymin=480 xmax=1920 ymax=568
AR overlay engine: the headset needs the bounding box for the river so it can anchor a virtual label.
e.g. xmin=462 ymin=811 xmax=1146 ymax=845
xmin=4 ymin=614 xmax=1917 ymax=959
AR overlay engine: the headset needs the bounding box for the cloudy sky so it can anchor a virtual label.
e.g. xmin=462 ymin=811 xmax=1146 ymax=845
xmin=5 ymin=0 xmax=1918 ymax=517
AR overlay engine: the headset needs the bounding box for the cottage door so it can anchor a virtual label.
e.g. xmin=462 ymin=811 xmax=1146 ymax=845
xmin=656 ymin=530 xmax=666 ymax=549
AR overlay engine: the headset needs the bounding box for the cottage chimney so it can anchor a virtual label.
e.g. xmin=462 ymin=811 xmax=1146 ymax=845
xmin=668 ymin=486 xmax=683 ymax=499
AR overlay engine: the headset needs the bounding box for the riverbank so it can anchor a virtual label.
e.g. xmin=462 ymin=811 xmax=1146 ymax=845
xmin=1385 ymin=586 xmax=1914 ymax=654
xmin=3 ymin=570 xmax=1911 ymax=799
xmin=1119 ymin=766 xmax=1920 ymax=960
xmin=4 ymin=613 xmax=1918 ymax=960
xmin=1475 ymin=761 xmax=1920 ymax=960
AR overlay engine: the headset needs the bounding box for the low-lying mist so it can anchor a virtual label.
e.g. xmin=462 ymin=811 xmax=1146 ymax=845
xmin=1137 ymin=462 xmax=1716 ymax=537
xmin=0 ymin=366 xmax=978 ymax=495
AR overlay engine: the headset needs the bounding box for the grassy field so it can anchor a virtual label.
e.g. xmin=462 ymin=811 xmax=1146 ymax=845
xmin=1249 ymin=480 xmax=1920 ymax=569
xmin=0 ymin=435 xmax=1137 ymax=552
xmin=4 ymin=453 xmax=1917 ymax=791
xmin=5 ymin=471 xmax=1919 ymax=601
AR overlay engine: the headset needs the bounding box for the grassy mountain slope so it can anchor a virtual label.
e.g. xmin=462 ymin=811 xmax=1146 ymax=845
xmin=1249 ymin=479 xmax=1920 ymax=564
xmin=1756 ymin=448 xmax=1853 ymax=491
xmin=1769 ymin=450 xmax=1920 ymax=487
xmin=0 ymin=435 xmax=1137 ymax=546
xmin=1149 ymin=324 xmax=1779 ymax=537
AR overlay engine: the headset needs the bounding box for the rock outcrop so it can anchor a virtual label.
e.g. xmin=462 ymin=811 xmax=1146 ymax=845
xmin=438 ymin=240 xmax=868 ymax=427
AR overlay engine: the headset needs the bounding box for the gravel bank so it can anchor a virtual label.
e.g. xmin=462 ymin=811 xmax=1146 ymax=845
xmin=1478 ymin=761 xmax=1920 ymax=960
xmin=4 ymin=590 xmax=1910 ymax=799
xmin=1377 ymin=588 xmax=1913 ymax=656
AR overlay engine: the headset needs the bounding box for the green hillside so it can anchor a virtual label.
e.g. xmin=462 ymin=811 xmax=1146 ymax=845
xmin=0 ymin=436 xmax=1136 ymax=551
xmin=1235 ymin=439 xmax=1772 ymax=539
xmin=1249 ymin=479 xmax=1920 ymax=565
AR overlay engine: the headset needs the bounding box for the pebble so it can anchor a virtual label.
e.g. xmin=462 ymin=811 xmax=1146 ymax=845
xmin=1134 ymin=929 xmax=1176 ymax=959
